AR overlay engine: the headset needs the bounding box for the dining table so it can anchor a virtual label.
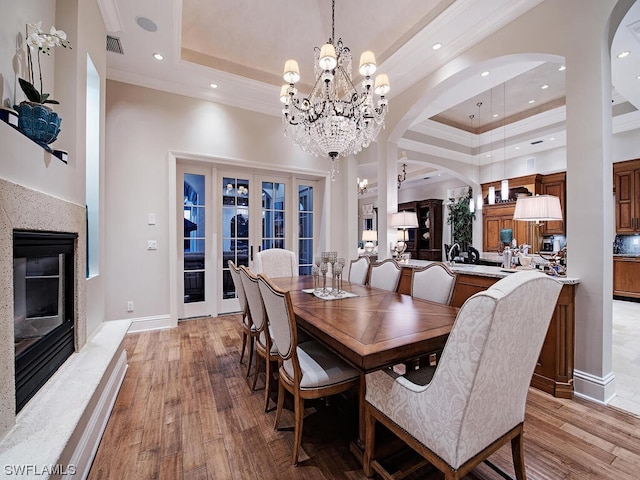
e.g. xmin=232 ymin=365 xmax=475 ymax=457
xmin=269 ymin=275 xmax=459 ymax=450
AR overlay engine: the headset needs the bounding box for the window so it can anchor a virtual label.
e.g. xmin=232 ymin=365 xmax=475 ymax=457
xmin=298 ymin=185 xmax=313 ymax=275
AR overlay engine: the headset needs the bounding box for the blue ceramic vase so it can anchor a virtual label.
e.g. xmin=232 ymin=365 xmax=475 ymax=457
xmin=14 ymin=102 xmax=62 ymax=147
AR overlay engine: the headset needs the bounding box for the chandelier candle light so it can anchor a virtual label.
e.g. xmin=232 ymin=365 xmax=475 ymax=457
xmin=280 ymin=0 xmax=390 ymax=180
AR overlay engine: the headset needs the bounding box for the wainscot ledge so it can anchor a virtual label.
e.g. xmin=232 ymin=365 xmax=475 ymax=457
xmin=0 ymin=319 xmax=131 ymax=479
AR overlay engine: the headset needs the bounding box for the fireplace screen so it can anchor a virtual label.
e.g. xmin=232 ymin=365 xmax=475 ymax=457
xmin=13 ymin=231 xmax=76 ymax=412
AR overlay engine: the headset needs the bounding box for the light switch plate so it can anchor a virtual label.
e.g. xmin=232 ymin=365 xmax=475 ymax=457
xmin=148 ymin=213 xmax=156 ymax=225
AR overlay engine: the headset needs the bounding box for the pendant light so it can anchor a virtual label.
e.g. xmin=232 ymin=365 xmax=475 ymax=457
xmin=468 ymin=111 xmax=476 ymax=213
xmin=488 ymin=88 xmax=496 ymax=204
xmin=500 ymin=82 xmax=509 ymax=201
xmin=476 ymin=102 xmax=483 ymax=211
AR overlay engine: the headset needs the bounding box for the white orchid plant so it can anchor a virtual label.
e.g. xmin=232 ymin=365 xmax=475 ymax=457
xmin=20 ymin=21 xmax=72 ymax=105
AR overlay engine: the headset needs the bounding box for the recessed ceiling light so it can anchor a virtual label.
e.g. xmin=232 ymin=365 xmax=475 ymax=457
xmin=528 ymin=99 xmax=535 ymax=104
xmin=209 ymin=83 xmax=218 ymax=89
xmin=493 ymin=114 xmax=499 ymax=118
xmin=617 ymin=51 xmax=630 ymax=58
xmin=549 ymin=137 xmax=555 ymax=141
xmin=515 ymin=146 xmax=520 ymax=150
xmin=481 ymin=71 xmax=490 ymax=77
xmin=432 ymin=43 xmax=442 ymax=50
xmin=636 ymin=75 xmax=640 ymax=80
xmin=558 ymin=65 xmax=566 ymax=71
xmin=541 ymin=84 xmax=549 ymax=89
xmin=136 ymin=16 xmax=158 ymax=33
xmin=153 ymin=52 xmax=164 ymax=61
xmin=486 ymin=154 xmax=491 ymax=157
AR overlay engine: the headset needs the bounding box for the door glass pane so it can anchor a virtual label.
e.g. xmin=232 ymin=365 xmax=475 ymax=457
xmin=262 ymin=181 xmax=285 ymax=250
xmin=298 ymin=185 xmax=313 ymax=275
xmin=184 ymin=173 xmax=205 ymax=303
xmin=222 ymin=177 xmax=249 ymax=299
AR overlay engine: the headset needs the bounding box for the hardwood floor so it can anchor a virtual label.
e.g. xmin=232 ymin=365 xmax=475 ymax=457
xmin=89 ymin=315 xmax=640 ymax=480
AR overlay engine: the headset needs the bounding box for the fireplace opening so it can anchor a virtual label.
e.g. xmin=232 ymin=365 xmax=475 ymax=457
xmin=13 ymin=230 xmax=77 ymax=412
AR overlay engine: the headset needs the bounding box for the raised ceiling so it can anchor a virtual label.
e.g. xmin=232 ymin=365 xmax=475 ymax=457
xmin=102 ymin=0 xmax=640 ymax=193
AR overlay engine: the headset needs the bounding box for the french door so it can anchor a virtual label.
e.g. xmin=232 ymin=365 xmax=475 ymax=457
xmin=178 ymin=164 xmax=213 ymax=319
xmin=218 ymin=171 xmax=293 ymax=314
xmin=177 ymin=162 xmax=317 ymax=317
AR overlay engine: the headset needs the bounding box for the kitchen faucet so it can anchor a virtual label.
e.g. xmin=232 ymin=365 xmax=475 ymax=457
xmin=448 ymin=243 xmax=460 ymax=265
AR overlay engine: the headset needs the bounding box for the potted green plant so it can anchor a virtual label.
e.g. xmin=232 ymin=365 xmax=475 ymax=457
xmin=14 ymin=22 xmax=71 ymax=148
xmin=447 ymin=186 xmax=476 ymax=251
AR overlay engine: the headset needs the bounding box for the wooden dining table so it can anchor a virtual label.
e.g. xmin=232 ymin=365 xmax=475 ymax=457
xmin=269 ymin=275 xmax=459 ymax=448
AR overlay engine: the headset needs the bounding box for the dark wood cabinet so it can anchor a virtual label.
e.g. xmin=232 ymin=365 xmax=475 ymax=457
xmin=541 ymin=172 xmax=566 ymax=235
xmin=482 ymin=203 xmax=532 ymax=252
xmin=398 ymin=199 xmax=443 ymax=261
xmin=614 ymin=159 xmax=640 ymax=233
xmin=481 ymin=172 xmax=566 ymax=252
xmin=613 ymin=256 xmax=640 ymax=299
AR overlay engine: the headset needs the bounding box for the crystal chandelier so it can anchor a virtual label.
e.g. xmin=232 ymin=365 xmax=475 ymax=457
xmin=280 ymin=0 xmax=390 ymax=180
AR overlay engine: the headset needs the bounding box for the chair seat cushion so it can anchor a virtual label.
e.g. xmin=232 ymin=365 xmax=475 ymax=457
xmin=284 ymin=340 xmax=359 ymax=390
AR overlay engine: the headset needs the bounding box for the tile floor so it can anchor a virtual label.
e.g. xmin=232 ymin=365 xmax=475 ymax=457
xmin=609 ymin=298 xmax=640 ymax=416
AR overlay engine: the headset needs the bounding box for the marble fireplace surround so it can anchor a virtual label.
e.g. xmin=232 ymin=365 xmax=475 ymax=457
xmin=0 ymin=178 xmax=130 ymax=475
xmin=0 ymin=177 xmax=88 ymax=435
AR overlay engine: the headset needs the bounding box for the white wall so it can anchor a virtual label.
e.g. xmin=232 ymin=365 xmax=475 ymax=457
xmin=104 ymin=81 xmax=333 ymax=322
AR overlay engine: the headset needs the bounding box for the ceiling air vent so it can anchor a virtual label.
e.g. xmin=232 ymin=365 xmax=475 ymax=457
xmin=530 ymin=140 xmax=543 ymax=145
xmin=106 ymin=35 xmax=124 ymax=54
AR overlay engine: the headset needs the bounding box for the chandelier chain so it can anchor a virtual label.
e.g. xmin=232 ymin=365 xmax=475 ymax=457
xmin=331 ymin=0 xmax=335 ymax=44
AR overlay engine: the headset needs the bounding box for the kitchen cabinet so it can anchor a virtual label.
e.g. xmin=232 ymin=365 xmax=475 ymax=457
xmin=398 ymin=199 xmax=443 ymax=261
xmin=482 ymin=203 xmax=532 ymax=252
xmin=541 ymin=172 xmax=566 ymax=235
xmin=613 ymin=256 xmax=640 ymax=299
xmin=614 ymin=159 xmax=640 ymax=233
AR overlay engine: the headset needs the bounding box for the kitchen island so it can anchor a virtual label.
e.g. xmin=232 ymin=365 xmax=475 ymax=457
xmin=397 ymin=260 xmax=580 ymax=399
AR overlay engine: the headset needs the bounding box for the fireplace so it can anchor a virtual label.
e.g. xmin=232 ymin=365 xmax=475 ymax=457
xmin=13 ymin=230 xmax=77 ymax=412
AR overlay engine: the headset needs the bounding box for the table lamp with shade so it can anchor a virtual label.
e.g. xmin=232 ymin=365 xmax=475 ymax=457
xmin=513 ymin=194 xmax=563 ymax=254
xmin=390 ymin=211 xmax=419 ymax=258
xmin=362 ymin=230 xmax=378 ymax=254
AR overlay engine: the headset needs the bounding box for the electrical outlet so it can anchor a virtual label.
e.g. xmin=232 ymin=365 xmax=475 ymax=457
xmin=633 ymin=238 xmax=639 ymax=246
xmin=127 ymin=301 xmax=134 ymax=312
xmin=147 ymin=240 xmax=158 ymax=250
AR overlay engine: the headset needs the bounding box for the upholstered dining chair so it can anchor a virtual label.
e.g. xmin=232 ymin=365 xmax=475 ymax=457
xmin=363 ymin=271 xmax=563 ymax=480
xmin=254 ymin=248 xmax=298 ymax=277
xmin=348 ymin=256 xmax=370 ymax=285
xmin=410 ymin=262 xmax=456 ymax=305
xmin=228 ymin=260 xmax=257 ymax=377
xmin=368 ymin=258 xmax=402 ymax=292
xmin=239 ymin=265 xmax=279 ymax=412
xmin=257 ymin=273 xmax=360 ymax=466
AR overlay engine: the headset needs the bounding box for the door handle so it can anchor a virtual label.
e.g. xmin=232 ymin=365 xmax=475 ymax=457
xmin=250 ymin=246 xmax=253 ymax=262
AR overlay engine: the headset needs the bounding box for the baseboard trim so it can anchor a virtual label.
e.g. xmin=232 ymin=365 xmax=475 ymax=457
xmin=126 ymin=314 xmax=175 ymax=333
xmin=60 ymin=349 xmax=128 ymax=479
xmin=573 ymin=369 xmax=616 ymax=404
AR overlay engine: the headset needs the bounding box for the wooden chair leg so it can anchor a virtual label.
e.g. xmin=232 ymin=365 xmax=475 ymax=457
xmin=274 ymin=378 xmax=285 ymax=431
xmin=511 ymin=430 xmax=527 ymax=480
xmin=363 ymin=405 xmax=376 ymax=477
xmin=292 ymin=393 xmax=305 ymax=466
xmin=246 ymin=336 xmax=255 ymax=378
xmin=251 ymin=353 xmax=262 ymax=391
xmin=240 ymin=331 xmax=248 ymax=364
xmin=263 ymin=357 xmax=272 ymax=412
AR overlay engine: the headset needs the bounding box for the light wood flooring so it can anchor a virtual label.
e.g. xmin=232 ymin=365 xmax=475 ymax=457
xmin=89 ymin=315 xmax=640 ymax=480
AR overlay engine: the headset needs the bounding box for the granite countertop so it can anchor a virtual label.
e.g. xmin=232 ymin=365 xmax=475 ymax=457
xmin=403 ymin=259 xmax=580 ymax=285
xmin=613 ymin=253 xmax=640 ymax=257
